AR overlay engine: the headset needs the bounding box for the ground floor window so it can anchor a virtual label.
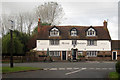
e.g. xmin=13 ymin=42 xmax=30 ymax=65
xmin=49 ymin=51 xmax=60 ymax=56
xmin=78 ymin=51 xmax=83 ymax=56
xmin=87 ymin=51 xmax=97 ymax=57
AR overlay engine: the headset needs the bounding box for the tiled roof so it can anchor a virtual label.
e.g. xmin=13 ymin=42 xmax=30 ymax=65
xmin=37 ymin=26 xmax=111 ymax=40
xmin=112 ymin=40 xmax=120 ymax=50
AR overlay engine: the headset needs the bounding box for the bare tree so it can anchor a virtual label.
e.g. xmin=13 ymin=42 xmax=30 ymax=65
xmin=15 ymin=11 xmax=35 ymax=35
xmin=1 ymin=14 xmax=14 ymax=36
xmin=35 ymin=2 xmax=64 ymax=25
xmin=16 ymin=13 xmax=25 ymax=33
xmin=24 ymin=12 xmax=35 ymax=36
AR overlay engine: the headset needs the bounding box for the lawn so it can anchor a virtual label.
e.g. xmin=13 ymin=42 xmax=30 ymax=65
xmin=108 ymin=72 xmax=120 ymax=79
xmin=2 ymin=67 xmax=42 ymax=73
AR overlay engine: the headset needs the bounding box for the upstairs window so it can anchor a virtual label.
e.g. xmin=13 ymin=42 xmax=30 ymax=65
xmin=70 ymin=28 xmax=77 ymax=36
xmin=50 ymin=27 xmax=59 ymax=36
xmin=72 ymin=40 xmax=77 ymax=47
xmin=50 ymin=40 xmax=59 ymax=45
xmin=87 ymin=40 xmax=97 ymax=46
xmin=72 ymin=40 xmax=77 ymax=45
xmin=87 ymin=28 xmax=96 ymax=36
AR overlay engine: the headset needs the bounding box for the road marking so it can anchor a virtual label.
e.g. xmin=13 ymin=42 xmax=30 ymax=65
xmin=102 ymin=68 xmax=107 ymax=70
xmin=49 ymin=68 xmax=57 ymax=70
xmin=44 ymin=68 xmax=49 ymax=70
xmin=66 ymin=68 xmax=72 ymax=70
xmin=108 ymin=68 xmax=113 ymax=70
xmin=73 ymin=68 xmax=79 ymax=70
xmin=65 ymin=68 xmax=86 ymax=75
xmin=59 ymin=68 xmax=65 ymax=70
xmin=43 ymin=67 xmax=114 ymax=71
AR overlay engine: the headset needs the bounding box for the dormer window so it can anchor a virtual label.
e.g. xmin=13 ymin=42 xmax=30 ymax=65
xmin=71 ymin=28 xmax=77 ymax=36
xmin=87 ymin=28 xmax=96 ymax=36
xmin=50 ymin=27 xmax=59 ymax=36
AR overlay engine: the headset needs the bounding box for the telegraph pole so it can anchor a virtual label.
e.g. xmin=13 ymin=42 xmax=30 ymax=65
xmin=9 ymin=20 xmax=14 ymax=68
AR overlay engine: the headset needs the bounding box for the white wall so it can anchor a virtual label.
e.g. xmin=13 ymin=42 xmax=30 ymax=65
xmin=36 ymin=40 xmax=111 ymax=51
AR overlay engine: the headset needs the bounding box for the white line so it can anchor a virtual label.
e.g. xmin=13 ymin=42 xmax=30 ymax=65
xmin=44 ymin=68 xmax=49 ymax=70
xmin=108 ymin=68 xmax=113 ymax=70
xmin=102 ymin=68 xmax=107 ymax=70
xmin=82 ymin=68 xmax=87 ymax=69
xmin=65 ymin=68 xmax=86 ymax=75
xmin=49 ymin=68 xmax=57 ymax=70
xmin=66 ymin=68 xmax=72 ymax=70
xmin=59 ymin=68 xmax=65 ymax=70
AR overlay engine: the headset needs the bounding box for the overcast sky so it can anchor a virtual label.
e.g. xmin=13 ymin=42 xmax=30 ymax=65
xmin=1 ymin=0 xmax=119 ymax=40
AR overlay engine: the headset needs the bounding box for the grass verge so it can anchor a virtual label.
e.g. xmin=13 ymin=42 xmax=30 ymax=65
xmin=2 ymin=67 xmax=42 ymax=73
xmin=108 ymin=72 xmax=120 ymax=78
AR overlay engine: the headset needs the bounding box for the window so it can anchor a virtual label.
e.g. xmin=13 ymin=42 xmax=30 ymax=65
xmin=50 ymin=27 xmax=59 ymax=36
xmin=87 ymin=51 xmax=97 ymax=57
xmin=87 ymin=28 xmax=96 ymax=36
xmin=50 ymin=40 xmax=59 ymax=45
xmin=72 ymin=40 xmax=77 ymax=47
xmin=72 ymin=40 xmax=77 ymax=45
xmin=87 ymin=40 xmax=97 ymax=46
xmin=71 ymin=28 xmax=77 ymax=36
xmin=78 ymin=51 xmax=83 ymax=56
xmin=49 ymin=51 xmax=60 ymax=56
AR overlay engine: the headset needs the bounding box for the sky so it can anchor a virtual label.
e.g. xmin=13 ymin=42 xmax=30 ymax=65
xmin=1 ymin=0 xmax=119 ymax=40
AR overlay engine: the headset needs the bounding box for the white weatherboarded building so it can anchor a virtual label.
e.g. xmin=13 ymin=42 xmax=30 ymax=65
xmin=34 ymin=19 xmax=111 ymax=61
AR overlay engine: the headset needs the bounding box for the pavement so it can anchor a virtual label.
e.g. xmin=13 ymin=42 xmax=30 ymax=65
xmin=2 ymin=61 xmax=116 ymax=78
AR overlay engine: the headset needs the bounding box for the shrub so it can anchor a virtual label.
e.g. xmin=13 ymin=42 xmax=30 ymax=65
xmin=115 ymin=61 xmax=120 ymax=74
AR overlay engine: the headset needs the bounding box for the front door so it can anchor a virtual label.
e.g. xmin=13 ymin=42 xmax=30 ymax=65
xmin=72 ymin=49 xmax=77 ymax=60
xmin=113 ymin=51 xmax=117 ymax=60
xmin=62 ymin=51 xmax=66 ymax=60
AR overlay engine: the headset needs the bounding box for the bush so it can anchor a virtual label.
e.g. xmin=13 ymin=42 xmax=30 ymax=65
xmin=115 ymin=61 xmax=120 ymax=74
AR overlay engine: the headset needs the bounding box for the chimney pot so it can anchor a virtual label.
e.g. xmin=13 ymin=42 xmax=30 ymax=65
xmin=38 ymin=18 xmax=41 ymax=22
xmin=38 ymin=18 xmax=41 ymax=33
xmin=103 ymin=20 xmax=107 ymax=28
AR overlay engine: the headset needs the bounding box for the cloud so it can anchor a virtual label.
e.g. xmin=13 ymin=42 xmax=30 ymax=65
xmin=1 ymin=1 xmax=118 ymax=40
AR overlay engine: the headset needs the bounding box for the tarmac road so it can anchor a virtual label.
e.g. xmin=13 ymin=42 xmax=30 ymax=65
xmin=2 ymin=61 xmax=116 ymax=78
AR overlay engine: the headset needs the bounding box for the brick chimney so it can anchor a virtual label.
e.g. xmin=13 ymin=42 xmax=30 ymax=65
xmin=103 ymin=20 xmax=107 ymax=28
xmin=38 ymin=18 xmax=41 ymax=33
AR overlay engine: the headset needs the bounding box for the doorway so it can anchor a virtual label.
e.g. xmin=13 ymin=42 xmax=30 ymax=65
xmin=72 ymin=49 xmax=77 ymax=60
xmin=112 ymin=51 xmax=117 ymax=60
xmin=62 ymin=51 xmax=66 ymax=60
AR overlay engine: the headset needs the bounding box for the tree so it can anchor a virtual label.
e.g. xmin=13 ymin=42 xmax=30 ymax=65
xmin=35 ymin=2 xmax=64 ymax=25
xmin=32 ymin=23 xmax=51 ymax=35
xmin=2 ymin=32 xmax=24 ymax=55
xmin=1 ymin=14 xmax=12 ymax=36
xmin=2 ymin=30 xmax=30 ymax=55
xmin=16 ymin=12 xmax=35 ymax=35
xmin=24 ymin=12 xmax=35 ymax=36
xmin=14 ymin=30 xmax=30 ymax=53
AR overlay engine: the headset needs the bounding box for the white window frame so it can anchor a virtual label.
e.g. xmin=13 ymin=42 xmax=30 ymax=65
xmin=87 ymin=51 xmax=97 ymax=57
xmin=49 ymin=51 xmax=60 ymax=56
xmin=87 ymin=40 xmax=97 ymax=46
xmin=50 ymin=28 xmax=59 ymax=36
xmin=87 ymin=28 xmax=96 ymax=36
xmin=49 ymin=40 xmax=59 ymax=45
xmin=71 ymin=29 xmax=77 ymax=36
xmin=78 ymin=51 xmax=83 ymax=56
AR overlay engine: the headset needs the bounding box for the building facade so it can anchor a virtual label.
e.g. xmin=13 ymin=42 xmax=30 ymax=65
xmin=34 ymin=19 xmax=115 ymax=61
xmin=112 ymin=40 xmax=120 ymax=60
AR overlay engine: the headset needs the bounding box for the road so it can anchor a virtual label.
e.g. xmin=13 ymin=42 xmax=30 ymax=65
xmin=2 ymin=61 xmax=116 ymax=78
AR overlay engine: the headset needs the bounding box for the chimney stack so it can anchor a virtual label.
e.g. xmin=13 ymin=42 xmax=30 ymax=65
xmin=38 ymin=18 xmax=41 ymax=33
xmin=103 ymin=20 xmax=107 ymax=28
